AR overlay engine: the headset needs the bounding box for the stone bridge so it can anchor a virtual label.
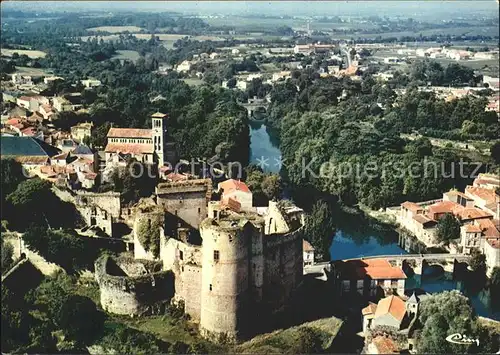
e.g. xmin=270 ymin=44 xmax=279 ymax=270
xmin=342 ymin=253 xmax=470 ymax=262
xmin=238 ymin=98 xmax=270 ymax=119
xmin=304 ymin=254 xmax=471 ymax=286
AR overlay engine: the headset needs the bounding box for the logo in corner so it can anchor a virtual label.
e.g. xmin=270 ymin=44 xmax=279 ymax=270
xmin=445 ymin=333 xmax=479 ymax=347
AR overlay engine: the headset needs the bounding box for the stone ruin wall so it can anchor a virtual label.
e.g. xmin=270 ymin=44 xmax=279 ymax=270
xmin=156 ymin=179 xmax=212 ymax=229
xmin=95 ymin=255 xmax=174 ymax=316
xmin=160 ymin=236 xmax=203 ymax=320
xmin=75 ymin=191 xmax=121 ymax=218
xmin=262 ymin=227 xmax=304 ymax=314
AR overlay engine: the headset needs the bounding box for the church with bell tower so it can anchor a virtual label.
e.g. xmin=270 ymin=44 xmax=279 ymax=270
xmin=104 ymin=112 xmax=171 ymax=169
xmin=151 ymin=112 xmax=168 ymax=167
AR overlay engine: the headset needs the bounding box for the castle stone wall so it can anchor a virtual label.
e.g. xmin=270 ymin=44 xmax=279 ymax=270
xmin=75 ymin=191 xmax=121 ymax=218
xmin=262 ymin=227 xmax=303 ymax=314
xmin=199 ymin=220 xmax=257 ymax=341
xmin=95 ymin=255 xmax=173 ymax=316
xmin=156 ymin=179 xmax=211 ymax=229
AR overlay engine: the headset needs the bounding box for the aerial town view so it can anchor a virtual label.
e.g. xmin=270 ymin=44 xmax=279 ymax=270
xmin=1 ymin=0 xmax=499 ymax=353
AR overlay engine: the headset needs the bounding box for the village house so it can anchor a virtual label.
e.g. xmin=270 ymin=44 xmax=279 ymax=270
xmin=175 ymin=60 xmax=192 ymax=73
xmin=334 ymin=259 xmax=407 ymax=297
xmin=39 ymin=104 xmax=55 ymax=120
xmin=362 ymin=295 xmax=407 ymax=333
xmin=303 ymin=239 xmax=315 ymax=266
xmin=16 ymin=95 xmax=49 ymax=112
xmin=366 ymin=335 xmax=400 ymax=354
xmin=52 ymin=96 xmax=73 ymax=112
xmin=43 ymin=76 xmax=64 ymax=84
xmin=217 ymin=179 xmax=253 ymax=211
xmin=11 ymin=73 xmax=33 ymax=85
xmin=70 ymin=122 xmax=93 ymax=142
xmin=80 ymin=78 xmax=102 ymax=88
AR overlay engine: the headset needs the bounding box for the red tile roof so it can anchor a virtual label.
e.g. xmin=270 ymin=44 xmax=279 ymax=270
xmin=428 ymin=201 xmax=460 ymax=215
xmin=478 ymin=219 xmax=500 ymax=237
xmin=219 ymin=179 xmax=251 ymax=194
xmin=5 ymin=118 xmax=24 ymax=126
xmin=20 ymin=127 xmax=36 ymax=136
xmin=104 ymin=143 xmax=154 ymax=154
xmin=466 ymin=186 xmax=497 ymax=205
xmin=374 ymin=295 xmax=406 ymax=322
xmin=413 ymin=214 xmax=436 ymax=226
xmin=222 ymin=197 xmax=241 ymax=212
xmin=486 ymin=238 xmax=500 ymax=249
xmin=454 ymin=207 xmax=492 ymax=221
xmin=371 ymin=336 xmax=399 ymax=354
xmin=465 ymin=224 xmax=483 ymax=233
xmin=303 ymin=239 xmax=315 ymax=252
xmin=362 ymin=302 xmax=377 ymax=316
xmin=13 ymin=156 xmax=50 ymax=165
xmin=166 ymin=173 xmax=189 ymax=182
xmin=52 ymin=152 xmax=69 ymax=160
xmin=445 ymin=190 xmax=472 ymax=200
xmin=107 ymin=128 xmax=152 ymax=139
xmin=346 ymin=259 xmax=407 ymax=280
xmin=401 ymin=201 xmax=423 ymax=212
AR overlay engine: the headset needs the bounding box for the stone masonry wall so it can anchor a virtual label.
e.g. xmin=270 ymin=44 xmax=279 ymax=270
xmin=95 ymin=255 xmax=174 ymax=316
xmin=75 ymin=191 xmax=121 ymax=218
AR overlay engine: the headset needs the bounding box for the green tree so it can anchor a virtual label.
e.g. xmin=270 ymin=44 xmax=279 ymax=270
xmin=304 ymin=200 xmax=335 ymax=262
xmin=416 ymin=290 xmax=496 ymax=353
xmin=490 ymin=267 xmax=500 ymax=310
xmin=1 ymin=237 xmax=14 ymax=273
xmin=22 ymin=227 xmax=90 ymax=273
xmin=57 ymin=295 xmax=105 ymax=345
xmin=490 ymin=141 xmax=500 ymax=165
xmin=291 ymin=326 xmax=323 ymax=354
xmin=261 ymin=174 xmax=282 ymax=201
xmin=467 ymin=248 xmax=487 ymax=290
xmin=435 ymin=213 xmax=461 ymax=243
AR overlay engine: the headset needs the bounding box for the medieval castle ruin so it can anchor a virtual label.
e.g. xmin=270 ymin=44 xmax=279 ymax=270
xmin=94 ymin=177 xmax=305 ymax=342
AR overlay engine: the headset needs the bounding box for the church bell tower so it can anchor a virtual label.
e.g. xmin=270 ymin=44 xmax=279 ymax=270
xmin=151 ymin=112 xmax=168 ymax=167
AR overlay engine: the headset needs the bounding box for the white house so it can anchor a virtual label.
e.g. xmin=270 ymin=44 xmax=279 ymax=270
xmin=303 ymin=239 xmax=315 ymax=266
xmin=176 ymin=60 xmax=192 ymax=73
xmin=218 ymin=179 xmax=253 ymax=211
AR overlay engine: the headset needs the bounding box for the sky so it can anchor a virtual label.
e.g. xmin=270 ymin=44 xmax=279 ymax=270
xmin=2 ymin=1 xmax=499 ymax=18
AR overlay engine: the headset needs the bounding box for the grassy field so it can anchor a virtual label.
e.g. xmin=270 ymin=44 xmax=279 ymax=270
xmin=86 ymin=26 xmax=144 ymax=33
xmin=80 ymin=33 xmax=225 ymax=49
xmin=1 ymin=48 xmax=46 ymax=59
xmin=236 ymin=317 xmax=343 ymax=353
xmin=205 ymin=16 xmax=375 ymax=32
xmin=334 ymin=26 xmax=499 ymax=40
xmin=112 ymin=315 xmax=224 ymax=352
xmin=14 ymin=66 xmax=51 ymax=76
xmin=112 ymin=50 xmax=141 ymax=62
xmin=181 ymin=78 xmax=204 ymax=87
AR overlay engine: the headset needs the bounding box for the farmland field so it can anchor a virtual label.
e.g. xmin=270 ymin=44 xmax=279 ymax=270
xmin=86 ymin=26 xmax=144 ymax=33
xmin=112 ymin=50 xmax=141 ymax=62
xmin=181 ymin=78 xmax=204 ymax=87
xmin=205 ymin=16 xmax=376 ymax=32
xmin=1 ymin=48 xmax=46 ymax=59
xmin=14 ymin=66 xmax=51 ymax=76
xmin=333 ymin=26 xmax=499 ymax=40
xmin=80 ymin=33 xmax=225 ymax=49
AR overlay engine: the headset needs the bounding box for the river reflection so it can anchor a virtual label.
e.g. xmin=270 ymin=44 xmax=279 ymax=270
xmin=249 ymin=121 xmax=281 ymax=173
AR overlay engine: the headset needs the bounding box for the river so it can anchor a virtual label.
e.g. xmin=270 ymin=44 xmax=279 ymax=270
xmin=249 ymin=123 xmax=500 ymax=320
xmin=249 ymin=121 xmax=281 ymax=173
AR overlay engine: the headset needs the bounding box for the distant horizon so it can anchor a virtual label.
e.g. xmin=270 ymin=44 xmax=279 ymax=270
xmin=2 ymin=1 xmax=499 ymax=19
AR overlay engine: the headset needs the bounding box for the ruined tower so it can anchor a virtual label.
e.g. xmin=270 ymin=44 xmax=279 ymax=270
xmin=151 ymin=112 xmax=168 ymax=167
xmin=199 ymin=210 xmax=264 ymax=342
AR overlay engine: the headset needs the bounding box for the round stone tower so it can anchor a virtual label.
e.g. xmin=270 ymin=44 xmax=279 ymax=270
xmin=199 ymin=217 xmax=253 ymax=342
